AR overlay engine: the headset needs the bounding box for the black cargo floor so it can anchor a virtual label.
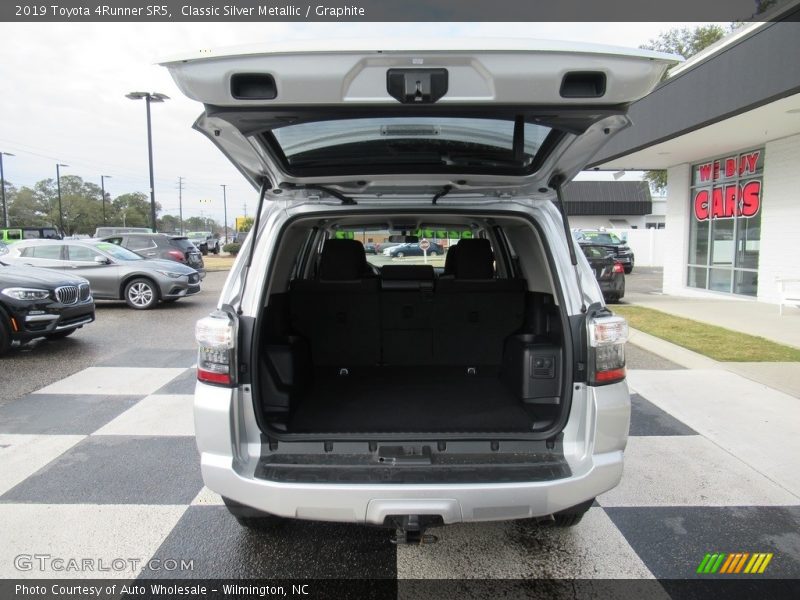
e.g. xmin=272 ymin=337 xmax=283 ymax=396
xmin=289 ymin=368 xmax=533 ymax=433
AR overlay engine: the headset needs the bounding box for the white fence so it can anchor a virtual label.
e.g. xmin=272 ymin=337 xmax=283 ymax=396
xmin=613 ymin=228 xmax=666 ymax=268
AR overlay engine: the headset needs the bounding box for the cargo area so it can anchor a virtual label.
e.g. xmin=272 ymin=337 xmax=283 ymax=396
xmin=254 ymin=230 xmax=570 ymax=438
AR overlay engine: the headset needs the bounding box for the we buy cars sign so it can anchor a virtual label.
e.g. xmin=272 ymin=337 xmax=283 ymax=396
xmin=692 ymin=149 xmax=763 ymax=221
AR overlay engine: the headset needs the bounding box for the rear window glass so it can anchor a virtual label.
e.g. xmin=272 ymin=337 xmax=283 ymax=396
xmin=270 ymin=118 xmax=552 ymax=171
xmin=581 ymin=232 xmax=623 ymax=245
xmin=172 ymin=238 xmax=196 ymax=251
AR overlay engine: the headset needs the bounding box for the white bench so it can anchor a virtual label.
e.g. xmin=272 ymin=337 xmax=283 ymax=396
xmin=777 ymin=277 xmax=800 ymax=316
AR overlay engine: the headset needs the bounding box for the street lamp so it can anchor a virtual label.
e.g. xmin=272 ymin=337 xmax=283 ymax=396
xmin=0 ymin=151 xmax=14 ymax=228
xmin=56 ymin=163 xmax=68 ymax=235
xmin=126 ymin=91 xmax=169 ymax=232
xmin=220 ymin=184 xmax=228 ymax=245
xmin=100 ymin=175 xmax=111 ymax=225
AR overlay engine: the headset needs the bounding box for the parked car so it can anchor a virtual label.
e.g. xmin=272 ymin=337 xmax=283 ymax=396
xmin=574 ymin=229 xmax=634 ymax=274
xmin=94 ymin=226 xmax=151 ymax=238
xmin=580 ymin=243 xmax=625 ymax=303
xmin=233 ymin=231 xmax=249 ymax=245
xmin=1 ymin=226 xmax=62 ymax=243
xmin=363 ymin=242 xmax=377 ymax=255
xmin=100 ymin=233 xmax=206 ymax=279
xmin=383 ymin=241 xmax=445 ymax=257
xmin=0 ymin=249 xmax=94 ymax=355
xmin=163 ymin=39 xmax=676 ymax=537
xmin=187 ymin=231 xmax=220 ymax=255
xmin=4 ymin=239 xmax=201 ymax=310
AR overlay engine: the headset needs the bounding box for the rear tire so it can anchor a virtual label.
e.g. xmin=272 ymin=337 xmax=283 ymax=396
xmin=124 ymin=278 xmax=158 ymax=310
xmin=552 ymin=498 xmax=594 ymax=527
xmin=429 ymin=251 xmax=439 ymax=256
xmin=624 ymin=265 xmax=633 ymax=274
xmin=45 ymin=329 xmax=75 ymax=340
xmin=223 ymin=496 xmax=284 ymax=530
xmin=212 ymin=244 xmax=220 ymax=255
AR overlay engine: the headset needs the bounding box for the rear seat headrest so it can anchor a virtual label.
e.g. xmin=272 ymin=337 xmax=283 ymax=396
xmin=443 ymin=243 xmax=460 ymax=275
xmin=453 ymin=239 xmax=495 ymax=279
xmin=318 ymin=239 xmax=369 ymax=281
xmin=380 ymin=265 xmax=435 ymax=281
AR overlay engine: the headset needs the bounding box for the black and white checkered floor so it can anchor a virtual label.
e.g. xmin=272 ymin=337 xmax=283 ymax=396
xmin=1 ymin=348 xmax=799 ymax=582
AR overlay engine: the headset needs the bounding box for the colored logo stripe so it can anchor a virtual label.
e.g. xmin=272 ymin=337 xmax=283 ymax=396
xmin=697 ymin=552 xmax=773 ymax=574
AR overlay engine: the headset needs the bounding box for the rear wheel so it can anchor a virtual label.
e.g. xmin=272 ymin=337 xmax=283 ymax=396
xmin=429 ymin=250 xmax=439 ymax=256
xmin=45 ymin=329 xmax=75 ymax=340
xmin=624 ymin=264 xmax=633 ymax=274
xmin=552 ymin=498 xmax=594 ymax=527
xmin=212 ymin=244 xmax=220 ymax=255
xmin=223 ymin=496 xmax=284 ymax=530
xmin=124 ymin=278 xmax=158 ymax=310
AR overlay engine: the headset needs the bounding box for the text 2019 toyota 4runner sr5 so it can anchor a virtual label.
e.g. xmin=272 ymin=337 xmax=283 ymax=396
xmin=162 ymin=39 xmax=679 ymax=540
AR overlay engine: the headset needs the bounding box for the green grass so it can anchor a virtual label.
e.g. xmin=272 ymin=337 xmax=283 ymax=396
xmin=614 ymin=305 xmax=800 ymax=362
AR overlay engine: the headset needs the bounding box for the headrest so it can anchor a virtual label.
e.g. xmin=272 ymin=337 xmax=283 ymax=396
xmin=318 ymin=239 xmax=368 ymax=281
xmin=453 ymin=239 xmax=495 ymax=279
xmin=443 ymin=243 xmax=460 ymax=275
xmin=380 ymin=265 xmax=435 ymax=281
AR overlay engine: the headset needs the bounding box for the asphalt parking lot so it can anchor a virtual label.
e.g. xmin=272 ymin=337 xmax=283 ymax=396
xmin=1 ymin=266 xmax=798 ymax=588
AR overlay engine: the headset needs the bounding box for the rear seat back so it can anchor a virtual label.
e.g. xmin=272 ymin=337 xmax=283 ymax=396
xmin=290 ymin=239 xmax=380 ymax=367
xmin=380 ymin=265 xmax=435 ymax=365
xmin=434 ymin=239 xmax=526 ymax=366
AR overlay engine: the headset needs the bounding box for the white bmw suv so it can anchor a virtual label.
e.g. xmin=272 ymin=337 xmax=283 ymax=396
xmin=162 ymin=39 xmax=678 ymax=541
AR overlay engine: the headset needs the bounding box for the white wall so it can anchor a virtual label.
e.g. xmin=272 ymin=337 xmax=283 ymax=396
xmin=663 ymin=164 xmax=692 ymax=295
xmin=757 ymin=132 xmax=800 ymax=303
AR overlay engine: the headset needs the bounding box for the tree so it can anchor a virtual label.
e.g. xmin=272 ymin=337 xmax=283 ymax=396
xmin=109 ymin=192 xmax=161 ymax=229
xmin=158 ymin=214 xmax=183 ymax=234
xmin=237 ymin=216 xmax=254 ymax=232
xmin=638 ymin=25 xmax=729 ymax=195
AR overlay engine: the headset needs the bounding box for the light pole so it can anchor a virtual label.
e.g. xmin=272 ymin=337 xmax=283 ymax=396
xmin=100 ymin=175 xmax=111 ymax=225
xmin=0 ymin=152 xmax=14 ymax=228
xmin=56 ymin=163 xmax=68 ymax=235
xmin=220 ymin=184 xmax=228 ymax=244
xmin=126 ymin=91 xmax=169 ymax=232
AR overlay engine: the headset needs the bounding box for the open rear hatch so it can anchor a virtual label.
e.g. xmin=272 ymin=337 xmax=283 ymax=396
xmin=169 ymin=40 xmax=676 ymax=446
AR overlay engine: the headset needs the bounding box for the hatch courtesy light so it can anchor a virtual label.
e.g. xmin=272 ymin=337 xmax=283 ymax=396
xmin=195 ymin=311 xmax=236 ymax=387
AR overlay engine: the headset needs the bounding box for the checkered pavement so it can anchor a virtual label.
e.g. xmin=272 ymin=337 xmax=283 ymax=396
xmin=1 ymin=350 xmax=799 ymax=582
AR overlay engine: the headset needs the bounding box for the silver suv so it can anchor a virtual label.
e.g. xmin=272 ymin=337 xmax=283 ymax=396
xmin=163 ymin=39 xmax=677 ymax=540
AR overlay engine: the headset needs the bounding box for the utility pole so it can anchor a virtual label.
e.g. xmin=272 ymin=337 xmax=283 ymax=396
xmin=100 ymin=175 xmax=111 ymax=225
xmin=0 ymin=152 xmax=14 ymax=228
xmin=56 ymin=163 xmax=68 ymax=235
xmin=220 ymin=184 xmax=228 ymax=244
xmin=177 ymin=176 xmax=185 ymax=234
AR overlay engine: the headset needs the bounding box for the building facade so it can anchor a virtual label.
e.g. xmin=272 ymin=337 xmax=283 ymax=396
xmin=591 ymin=9 xmax=800 ymax=303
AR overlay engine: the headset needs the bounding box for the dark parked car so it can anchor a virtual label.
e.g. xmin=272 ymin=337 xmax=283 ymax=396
xmin=363 ymin=242 xmax=377 ymax=255
xmin=101 ymin=233 xmax=205 ymax=279
xmin=0 ymin=248 xmax=95 ymax=354
xmin=574 ymin=230 xmax=634 ymax=274
xmin=383 ymin=242 xmax=445 ymax=257
xmin=580 ymin=243 xmax=625 ymax=303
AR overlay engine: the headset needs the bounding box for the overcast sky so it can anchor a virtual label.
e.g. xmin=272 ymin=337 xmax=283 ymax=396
xmin=0 ymin=22 xmax=714 ymax=223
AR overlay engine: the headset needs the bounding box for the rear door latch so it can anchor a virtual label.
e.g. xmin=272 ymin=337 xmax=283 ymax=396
xmin=387 ymin=69 xmax=448 ymax=104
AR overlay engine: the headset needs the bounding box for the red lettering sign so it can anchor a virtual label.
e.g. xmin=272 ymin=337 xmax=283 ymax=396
xmin=693 ymin=181 xmax=761 ymax=221
xmin=698 ymin=163 xmax=713 ymax=182
xmin=725 ymin=157 xmax=736 ymax=178
xmin=694 ymin=190 xmax=709 ymax=220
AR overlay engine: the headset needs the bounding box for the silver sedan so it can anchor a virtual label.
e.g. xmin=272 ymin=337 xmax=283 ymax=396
xmin=4 ymin=239 xmax=201 ymax=309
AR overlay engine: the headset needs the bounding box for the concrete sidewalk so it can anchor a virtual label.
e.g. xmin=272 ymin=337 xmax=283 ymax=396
xmin=623 ymin=290 xmax=800 ymax=349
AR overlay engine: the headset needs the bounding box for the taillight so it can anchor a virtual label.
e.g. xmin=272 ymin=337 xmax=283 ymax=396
xmin=588 ymin=315 xmax=628 ymax=385
xmin=612 ymin=262 xmax=624 ymax=274
xmin=168 ymin=249 xmax=186 ymax=262
xmin=196 ymin=311 xmax=237 ymax=386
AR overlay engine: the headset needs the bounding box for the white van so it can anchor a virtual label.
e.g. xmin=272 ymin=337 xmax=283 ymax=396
xmin=162 ymin=39 xmax=678 ymax=542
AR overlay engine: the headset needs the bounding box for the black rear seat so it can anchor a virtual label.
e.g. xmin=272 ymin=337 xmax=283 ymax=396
xmin=380 ymin=265 xmax=435 ymax=365
xmin=289 ymin=239 xmax=380 ymax=367
xmin=434 ymin=239 xmax=526 ymax=366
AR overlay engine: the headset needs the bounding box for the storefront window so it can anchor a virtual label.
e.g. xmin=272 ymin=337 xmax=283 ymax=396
xmin=687 ymin=148 xmax=763 ymax=296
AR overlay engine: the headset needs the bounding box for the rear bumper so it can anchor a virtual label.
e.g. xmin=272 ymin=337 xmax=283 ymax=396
xmin=194 ymin=380 xmax=630 ymax=524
